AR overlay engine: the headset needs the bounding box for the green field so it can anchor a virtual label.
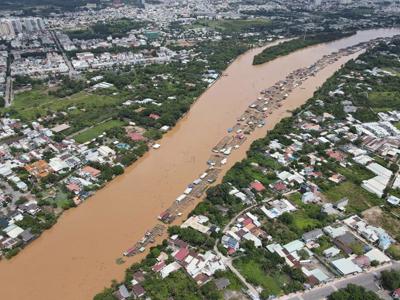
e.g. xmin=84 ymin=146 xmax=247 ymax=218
xmin=324 ymin=181 xmax=381 ymax=213
xmin=10 ymin=89 xmax=121 ymax=118
xmin=336 ymin=165 xmax=374 ymax=183
xmin=287 ymin=192 xmax=303 ymax=206
xmin=215 ymin=271 xmax=245 ymax=291
xmin=5 ymin=88 xmax=122 ymax=122
xmin=235 ymin=259 xmax=282 ymax=295
xmin=2 ymin=87 xmax=125 ymax=137
xmin=292 ymin=210 xmax=320 ymax=231
xmin=73 ymin=119 xmax=125 ymax=143
xmin=368 ymin=91 xmax=400 ymax=110
xmin=382 ymin=67 xmax=400 ymax=77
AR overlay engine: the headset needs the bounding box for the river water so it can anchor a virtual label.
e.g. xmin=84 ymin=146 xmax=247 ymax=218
xmin=0 ymin=28 xmax=399 ymax=300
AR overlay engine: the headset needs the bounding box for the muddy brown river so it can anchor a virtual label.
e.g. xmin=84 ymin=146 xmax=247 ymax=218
xmin=1 ymin=28 xmax=399 ymax=300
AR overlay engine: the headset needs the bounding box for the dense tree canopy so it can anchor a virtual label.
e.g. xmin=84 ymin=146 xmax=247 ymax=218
xmin=327 ymin=284 xmax=379 ymax=300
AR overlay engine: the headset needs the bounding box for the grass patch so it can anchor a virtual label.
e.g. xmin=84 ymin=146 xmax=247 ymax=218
xmin=4 ymin=87 xmax=123 ymax=131
xmin=215 ymin=270 xmax=245 ymax=291
xmin=235 ymin=259 xmax=282 ymax=295
xmin=336 ymin=165 xmax=374 ymax=183
xmin=379 ymin=211 xmax=400 ymax=240
xmin=292 ymin=210 xmax=320 ymax=231
xmin=142 ymin=270 xmax=202 ymax=300
xmin=368 ymin=91 xmax=400 ymax=110
xmin=324 ymin=181 xmax=381 ymax=213
xmin=387 ymin=244 xmax=400 ymax=260
xmin=287 ymin=192 xmax=303 ymax=207
xmin=382 ymin=67 xmax=400 ymax=76
xmin=73 ymin=120 xmax=125 ymax=143
xmin=372 ymin=155 xmax=389 ymax=168
xmin=313 ymin=236 xmax=334 ymax=256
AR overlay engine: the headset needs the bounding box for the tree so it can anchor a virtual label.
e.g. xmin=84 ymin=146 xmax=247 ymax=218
xmin=370 ymin=260 xmax=379 ymax=267
xmin=349 ymin=242 xmax=363 ymax=256
xmin=381 ymin=269 xmax=400 ymax=291
xmin=112 ymin=165 xmax=124 ymax=176
xmin=298 ymin=248 xmax=310 ymax=260
xmin=93 ymin=288 xmax=117 ymax=300
xmin=200 ymin=281 xmax=221 ymax=300
xmin=15 ymin=196 xmax=28 ymax=205
xmin=327 ymin=284 xmax=379 ymax=300
xmin=278 ymin=212 xmax=294 ymax=225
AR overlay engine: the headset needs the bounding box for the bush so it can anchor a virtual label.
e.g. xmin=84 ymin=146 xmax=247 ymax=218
xmin=327 ymin=284 xmax=379 ymax=300
xmin=93 ymin=288 xmax=117 ymax=300
xmin=112 ymin=165 xmax=124 ymax=176
xmin=61 ymin=199 xmax=76 ymax=210
xmin=15 ymin=197 xmax=28 ymax=205
xmin=370 ymin=260 xmax=379 ymax=267
xmin=5 ymin=248 xmax=20 ymax=259
xmin=381 ymin=269 xmax=400 ymax=290
xmin=387 ymin=245 xmax=400 ymax=260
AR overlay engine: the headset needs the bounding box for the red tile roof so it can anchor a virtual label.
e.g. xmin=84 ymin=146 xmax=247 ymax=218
xmin=152 ymin=261 xmax=166 ymax=272
xmin=174 ymin=247 xmax=189 ymax=261
xmin=149 ymin=113 xmax=160 ymax=120
xmin=128 ymin=132 xmax=145 ymax=142
xmin=393 ymin=288 xmax=400 ymax=297
xmin=132 ymin=284 xmax=145 ymax=297
xmin=250 ymin=181 xmax=265 ymax=192
xmin=242 ymin=218 xmax=253 ymax=226
xmin=66 ymin=182 xmax=80 ymax=193
xmin=227 ymin=247 xmax=236 ymax=255
xmin=82 ymin=166 xmax=101 ymax=177
xmin=273 ymin=181 xmax=287 ymax=191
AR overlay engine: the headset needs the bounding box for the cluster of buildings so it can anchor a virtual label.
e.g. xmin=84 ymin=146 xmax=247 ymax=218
xmin=71 ymin=47 xmax=176 ymax=70
xmin=221 ymin=211 xmax=267 ymax=254
xmin=0 ymin=117 xmax=129 ymax=256
xmin=0 ymin=17 xmax=45 ymax=40
xmin=11 ymin=52 xmax=69 ymax=77
xmin=57 ymin=30 xmax=149 ymax=52
xmin=164 ymin=236 xmax=226 ymax=284
xmin=114 ymin=215 xmax=227 ymax=299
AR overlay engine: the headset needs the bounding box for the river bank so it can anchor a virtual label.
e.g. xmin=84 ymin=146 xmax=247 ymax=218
xmin=0 ymin=28 xmax=399 ymax=300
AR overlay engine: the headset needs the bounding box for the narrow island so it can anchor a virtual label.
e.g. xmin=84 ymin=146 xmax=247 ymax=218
xmin=253 ymin=31 xmax=356 ymax=65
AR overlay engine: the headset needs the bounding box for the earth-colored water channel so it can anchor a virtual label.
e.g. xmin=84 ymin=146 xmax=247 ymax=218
xmin=1 ymin=28 xmax=399 ymax=300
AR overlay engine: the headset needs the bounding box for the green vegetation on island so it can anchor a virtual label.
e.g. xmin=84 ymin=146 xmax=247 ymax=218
xmin=253 ymin=31 xmax=356 ymax=65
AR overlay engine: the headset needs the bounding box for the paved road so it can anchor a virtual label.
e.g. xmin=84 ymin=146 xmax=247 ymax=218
xmin=4 ymin=76 xmax=12 ymax=107
xmin=283 ymin=261 xmax=400 ymax=300
xmin=213 ymin=200 xmax=273 ymax=300
xmin=50 ymin=30 xmax=77 ymax=78
xmin=222 ymin=254 xmax=260 ymax=299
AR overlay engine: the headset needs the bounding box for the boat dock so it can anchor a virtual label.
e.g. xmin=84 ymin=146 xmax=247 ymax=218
xmin=123 ymin=224 xmax=166 ymax=257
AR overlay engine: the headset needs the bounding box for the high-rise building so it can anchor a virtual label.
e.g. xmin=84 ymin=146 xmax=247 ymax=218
xmin=0 ymin=20 xmax=15 ymax=38
xmin=11 ymin=19 xmax=22 ymax=33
